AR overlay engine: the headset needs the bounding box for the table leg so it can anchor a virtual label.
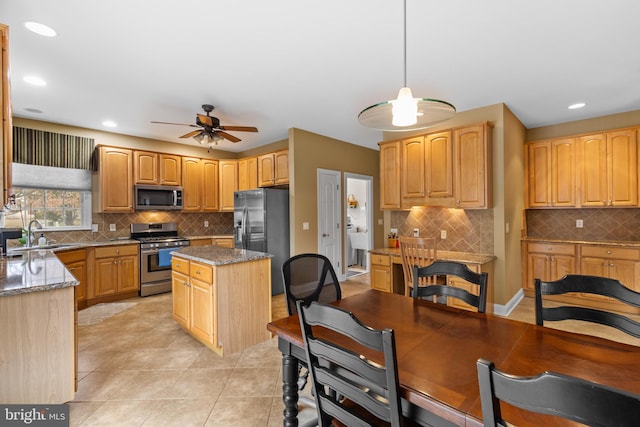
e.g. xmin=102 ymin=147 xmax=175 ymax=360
xmin=282 ymin=354 xmax=299 ymax=427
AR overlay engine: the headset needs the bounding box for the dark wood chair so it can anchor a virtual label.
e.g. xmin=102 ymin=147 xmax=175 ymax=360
xmin=412 ymin=261 xmax=488 ymax=313
xmin=298 ymin=301 xmax=413 ymax=427
xmin=534 ymin=274 xmax=640 ymax=338
xmin=476 ymin=358 xmax=640 ymax=427
xmin=282 ymin=253 xmax=342 ymax=424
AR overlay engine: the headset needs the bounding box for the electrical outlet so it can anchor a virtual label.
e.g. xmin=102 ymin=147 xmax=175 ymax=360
xmin=109 ymin=224 xmax=116 ymax=232
xmin=91 ymin=224 xmax=98 ymax=233
xmin=303 ymin=222 xmax=309 ymax=230
xmin=390 ymin=228 xmax=398 ymax=235
xmin=204 ymin=220 xmax=209 ymax=228
xmin=413 ymin=228 xmax=419 ymax=237
xmin=440 ymin=230 xmax=447 ymax=239
xmin=576 ymin=219 xmax=583 ymax=228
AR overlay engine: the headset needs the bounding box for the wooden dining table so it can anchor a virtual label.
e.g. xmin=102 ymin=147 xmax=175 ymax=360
xmin=267 ymin=289 xmax=640 ymax=427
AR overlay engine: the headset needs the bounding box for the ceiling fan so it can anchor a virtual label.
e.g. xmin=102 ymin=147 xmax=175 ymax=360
xmin=151 ymin=104 xmax=258 ymax=146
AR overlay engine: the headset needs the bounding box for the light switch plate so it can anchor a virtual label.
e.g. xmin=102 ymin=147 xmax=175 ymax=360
xmin=576 ymin=219 xmax=583 ymax=228
xmin=440 ymin=230 xmax=447 ymax=239
xmin=303 ymin=222 xmax=309 ymax=230
xmin=204 ymin=220 xmax=209 ymax=228
xmin=91 ymin=224 xmax=98 ymax=233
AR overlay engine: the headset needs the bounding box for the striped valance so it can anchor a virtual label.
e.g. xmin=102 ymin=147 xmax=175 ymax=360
xmin=12 ymin=126 xmax=95 ymax=170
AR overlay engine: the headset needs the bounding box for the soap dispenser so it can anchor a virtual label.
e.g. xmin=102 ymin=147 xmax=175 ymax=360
xmin=38 ymin=233 xmax=46 ymax=247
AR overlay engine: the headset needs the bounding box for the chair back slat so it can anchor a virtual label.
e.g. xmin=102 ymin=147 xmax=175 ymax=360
xmin=399 ymin=236 xmax=437 ymax=296
xmin=477 ymin=358 xmax=640 ymax=427
xmin=534 ymin=274 xmax=640 ymax=338
xmin=412 ymin=261 xmax=489 ymax=313
xmin=298 ymin=301 xmax=404 ymax=427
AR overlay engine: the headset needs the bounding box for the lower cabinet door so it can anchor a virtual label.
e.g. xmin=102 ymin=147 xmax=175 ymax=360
xmin=190 ymin=277 xmax=215 ymax=346
xmin=172 ymin=271 xmax=190 ymax=329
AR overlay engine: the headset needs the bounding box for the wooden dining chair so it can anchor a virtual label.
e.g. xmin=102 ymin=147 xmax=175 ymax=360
xmin=476 ymin=358 xmax=640 ymax=427
xmin=412 ymin=261 xmax=488 ymax=313
xmin=534 ymin=274 xmax=640 ymax=338
xmin=297 ymin=301 xmax=417 ymax=427
xmin=399 ymin=236 xmax=438 ymax=296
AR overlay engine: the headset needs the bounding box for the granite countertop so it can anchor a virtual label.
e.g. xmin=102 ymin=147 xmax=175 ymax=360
xmin=172 ymin=245 xmax=272 ymax=266
xmin=186 ymin=235 xmax=234 ymax=240
xmin=0 ymin=250 xmax=79 ymax=297
xmin=369 ymin=247 xmax=496 ymax=265
xmin=522 ymin=237 xmax=640 ymax=248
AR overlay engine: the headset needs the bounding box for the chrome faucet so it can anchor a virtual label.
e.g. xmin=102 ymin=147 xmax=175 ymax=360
xmin=27 ymin=219 xmax=43 ymax=247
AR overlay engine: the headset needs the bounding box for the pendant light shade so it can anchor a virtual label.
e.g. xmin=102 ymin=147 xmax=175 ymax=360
xmin=358 ymin=0 xmax=455 ymax=131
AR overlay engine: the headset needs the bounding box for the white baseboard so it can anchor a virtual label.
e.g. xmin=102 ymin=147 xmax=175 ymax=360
xmin=493 ymin=288 xmax=524 ymax=317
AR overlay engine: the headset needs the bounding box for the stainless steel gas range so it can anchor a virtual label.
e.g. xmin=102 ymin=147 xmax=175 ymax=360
xmin=130 ymin=222 xmax=190 ymax=297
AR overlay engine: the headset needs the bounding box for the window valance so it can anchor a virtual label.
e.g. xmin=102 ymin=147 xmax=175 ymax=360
xmin=12 ymin=126 xmax=95 ymax=170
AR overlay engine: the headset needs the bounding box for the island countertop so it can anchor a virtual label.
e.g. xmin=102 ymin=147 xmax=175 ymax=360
xmin=0 ymin=250 xmax=79 ymax=297
xmin=172 ymin=245 xmax=272 ymax=266
xmin=369 ymin=247 xmax=495 ymax=265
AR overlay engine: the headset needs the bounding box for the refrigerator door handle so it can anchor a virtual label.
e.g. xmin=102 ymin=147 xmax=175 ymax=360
xmin=241 ymin=206 xmax=249 ymax=249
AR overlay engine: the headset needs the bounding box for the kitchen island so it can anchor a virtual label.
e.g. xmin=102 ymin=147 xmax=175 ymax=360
xmin=0 ymin=250 xmax=79 ymax=404
xmin=171 ymin=245 xmax=272 ymax=356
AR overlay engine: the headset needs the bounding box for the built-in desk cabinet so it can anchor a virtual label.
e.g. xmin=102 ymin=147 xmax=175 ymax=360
xmin=524 ymin=242 xmax=576 ymax=291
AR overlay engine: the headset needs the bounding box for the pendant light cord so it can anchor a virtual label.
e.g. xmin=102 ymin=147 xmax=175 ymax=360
xmin=403 ymin=0 xmax=407 ymax=88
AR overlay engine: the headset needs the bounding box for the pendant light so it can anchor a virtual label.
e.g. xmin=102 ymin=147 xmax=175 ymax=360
xmin=358 ymin=0 xmax=455 ymax=131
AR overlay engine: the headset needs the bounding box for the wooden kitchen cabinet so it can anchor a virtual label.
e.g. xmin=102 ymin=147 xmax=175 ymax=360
xmin=172 ymin=258 xmax=217 ymax=348
xmin=1 ymin=24 xmax=12 ymax=206
xmin=202 ymin=159 xmax=219 ymax=211
xmin=212 ymin=237 xmax=234 ymax=248
xmin=182 ymin=157 xmax=202 ymax=211
xmin=189 ymin=238 xmax=213 ymax=246
xmin=159 ymin=154 xmax=181 ymax=185
xmin=238 ymin=156 xmax=258 ymax=190
xmin=95 ymin=146 xmax=133 ymax=212
xmin=580 ymin=245 xmax=640 ymax=301
xmin=525 ymin=242 xmax=576 ymax=291
xmin=379 ymin=140 xmax=401 ymax=209
xmin=525 ymin=138 xmax=577 ymax=208
xmin=219 ymin=160 xmax=238 ymax=211
xmin=92 ymin=244 xmax=139 ymax=298
xmin=258 ymin=150 xmax=289 ymax=187
xmin=425 ymin=131 xmax=454 ymax=206
xmin=370 ymin=254 xmax=392 ymax=293
xmin=454 ymin=122 xmax=493 ymax=209
xmin=580 ymin=129 xmax=637 ymax=207
xmin=401 ymin=135 xmax=425 ymax=208
xmin=56 ymin=248 xmax=88 ymax=310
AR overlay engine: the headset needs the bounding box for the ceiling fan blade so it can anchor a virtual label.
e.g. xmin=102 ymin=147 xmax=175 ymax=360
xmin=219 ymin=126 xmax=258 ymax=132
xmin=180 ymin=130 xmax=203 ymax=139
xmin=151 ymin=121 xmax=198 ymax=127
xmin=218 ymin=131 xmax=241 ymax=143
xmin=197 ymin=114 xmax=213 ymax=127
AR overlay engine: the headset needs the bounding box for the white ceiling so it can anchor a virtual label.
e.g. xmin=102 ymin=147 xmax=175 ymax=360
xmin=2 ymin=0 xmax=640 ymax=153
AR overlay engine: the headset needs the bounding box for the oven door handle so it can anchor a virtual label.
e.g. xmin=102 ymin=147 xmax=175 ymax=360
xmin=140 ymin=248 xmax=160 ymax=255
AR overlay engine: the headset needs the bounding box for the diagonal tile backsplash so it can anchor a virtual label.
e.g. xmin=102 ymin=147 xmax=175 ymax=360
xmin=391 ymin=207 xmax=494 ymax=254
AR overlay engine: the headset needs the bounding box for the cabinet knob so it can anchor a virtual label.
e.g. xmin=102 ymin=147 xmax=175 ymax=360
xmin=607 ymin=250 xmax=612 ymax=254
xmin=196 ymin=270 xmax=201 ymax=275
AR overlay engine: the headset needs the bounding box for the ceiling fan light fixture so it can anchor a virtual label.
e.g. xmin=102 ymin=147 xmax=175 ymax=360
xmin=192 ymin=133 xmax=204 ymax=144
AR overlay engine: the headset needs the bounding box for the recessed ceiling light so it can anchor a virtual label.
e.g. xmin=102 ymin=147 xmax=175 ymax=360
xmin=23 ymin=75 xmax=47 ymax=86
xmin=102 ymin=120 xmax=117 ymax=128
xmin=568 ymin=102 xmax=586 ymax=110
xmin=25 ymin=21 xmax=57 ymax=37
xmin=24 ymin=108 xmax=43 ymax=114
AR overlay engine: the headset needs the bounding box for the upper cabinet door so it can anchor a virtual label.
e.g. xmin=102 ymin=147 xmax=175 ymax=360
xmin=607 ymin=129 xmax=637 ymax=206
xmin=401 ymin=136 xmax=425 ymax=208
xmin=159 ymin=154 xmax=182 ymax=186
xmin=526 ymin=141 xmax=552 ymax=208
xmin=425 ymin=131 xmax=454 ymax=204
xmin=580 ymin=134 xmax=608 ymax=207
xmin=182 ymin=157 xmax=202 ymax=211
xmin=454 ymin=123 xmax=492 ymax=209
xmin=379 ymin=140 xmax=401 ymax=209
xmin=133 ymin=151 xmax=158 ymax=185
xmin=551 ymin=138 xmax=576 ymax=207
xmin=98 ymin=146 xmax=133 ymax=212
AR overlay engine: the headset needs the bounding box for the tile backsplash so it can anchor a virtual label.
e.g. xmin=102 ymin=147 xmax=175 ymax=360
xmin=391 ymin=207 xmax=494 ymax=254
xmin=526 ymin=208 xmax=640 ymax=242
xmin=44 ymin=211 xmax=234 ymax=243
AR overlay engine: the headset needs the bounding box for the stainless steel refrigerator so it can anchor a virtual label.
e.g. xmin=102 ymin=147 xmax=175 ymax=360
xmin=234 ymin=188 xmax=290 ymax=295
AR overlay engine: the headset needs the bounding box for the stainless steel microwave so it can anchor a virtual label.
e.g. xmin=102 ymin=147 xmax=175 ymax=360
xmin=134 ymin=185 xmax=183 ymax=211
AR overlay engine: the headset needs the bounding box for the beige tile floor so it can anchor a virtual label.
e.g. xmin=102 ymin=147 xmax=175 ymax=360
xmin=71 ymin=273 xmax=640 ymax=426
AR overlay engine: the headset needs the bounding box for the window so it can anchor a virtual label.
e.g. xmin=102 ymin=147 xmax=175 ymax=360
xmin=5 ymin=188 xmax=91 ymax=230
xmin=3 ymin=163 xmax=93 ymax=231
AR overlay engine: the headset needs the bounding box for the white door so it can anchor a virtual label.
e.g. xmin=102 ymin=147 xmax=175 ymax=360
xmin=317 ymin=169 xmax=341 ymax=276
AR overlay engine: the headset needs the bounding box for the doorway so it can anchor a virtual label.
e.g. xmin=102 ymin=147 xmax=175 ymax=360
xmin=317 ymin=169 xmax=342 ymax=275
xmin=344 ymin=173 xmax=373 ymax=278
